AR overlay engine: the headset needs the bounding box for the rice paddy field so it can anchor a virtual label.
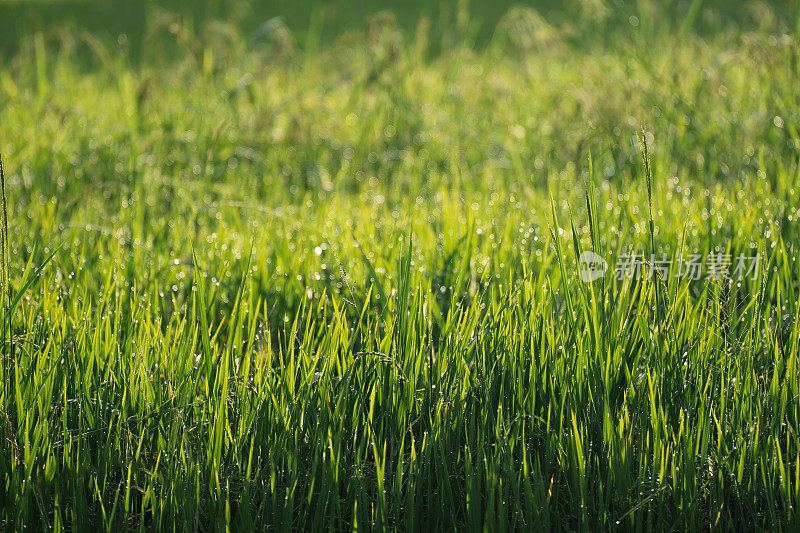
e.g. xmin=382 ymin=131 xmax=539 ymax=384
xmin=1 ymin=0 xmax=800 ymax=530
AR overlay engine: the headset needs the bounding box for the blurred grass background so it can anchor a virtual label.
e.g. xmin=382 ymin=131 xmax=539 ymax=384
xmin=1 ymin=0 xmax=797 ymax=63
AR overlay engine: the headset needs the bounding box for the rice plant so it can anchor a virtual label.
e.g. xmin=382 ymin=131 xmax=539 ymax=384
xmin=1 ymin=0 xmax=799 ymax=530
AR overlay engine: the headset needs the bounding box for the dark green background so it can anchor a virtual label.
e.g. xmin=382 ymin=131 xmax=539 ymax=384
xmin=1 ymin=0 xmax=796 ymax=61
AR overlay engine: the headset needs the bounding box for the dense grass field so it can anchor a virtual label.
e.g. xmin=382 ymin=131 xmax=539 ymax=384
xmin=2 ymin=0 xmax=800 ymax=530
